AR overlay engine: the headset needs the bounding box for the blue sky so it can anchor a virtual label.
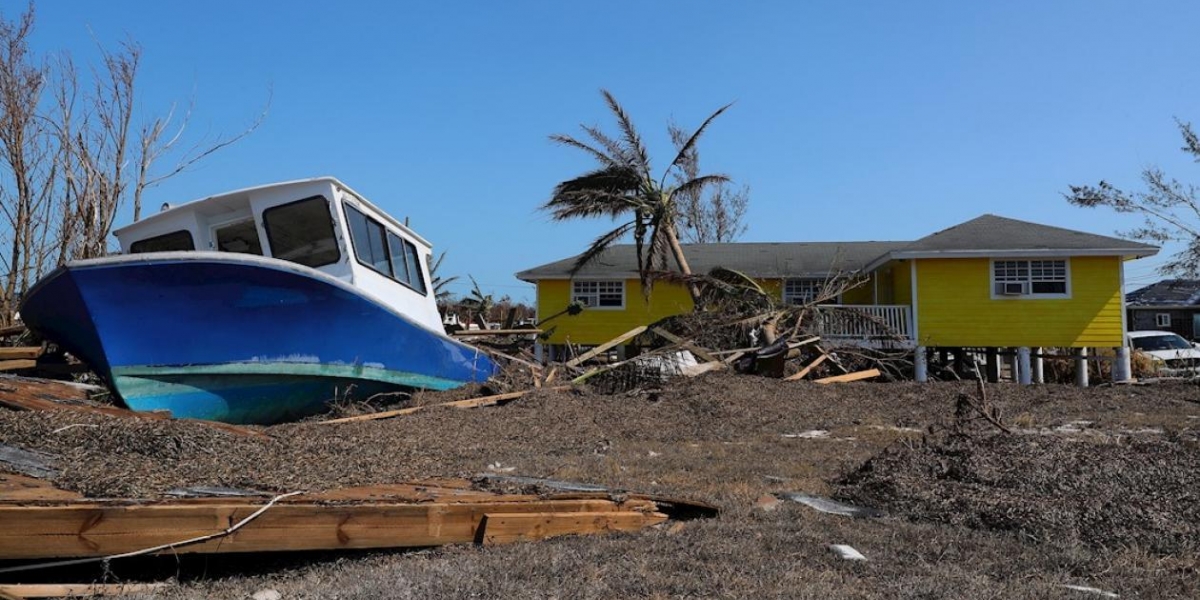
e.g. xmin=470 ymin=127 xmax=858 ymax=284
xmin=27 ymin=1 xmax=1200 ymax=302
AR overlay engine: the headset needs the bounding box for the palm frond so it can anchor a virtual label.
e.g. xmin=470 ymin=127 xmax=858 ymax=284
xmin=663 ymin=102 xmax=734 ymax=187
xmin=570 ymin=220 xmax=636 ymax=275
xmin=673 ymin=173 xmax=731 ymax=200
xmin=601 ymin=89 xmax=652 ymax=179
xmin=549 ymin=133 xmax=618 ymax=167
xmin=580 ymin=125 xmax=634 ymax=167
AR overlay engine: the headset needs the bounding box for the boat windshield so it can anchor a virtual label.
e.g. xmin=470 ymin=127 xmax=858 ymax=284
xmin=262 ymin=196 xmax=341 ymax=268
xmin=130 ymin=230 xmax=195 ymax=254
xmin=1131 ymin=334 xmax=1193 ymax=351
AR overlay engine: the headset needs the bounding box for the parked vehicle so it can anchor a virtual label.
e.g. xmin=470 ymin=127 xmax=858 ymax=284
xmin=1127 ymin=330 xmax=1200 ymax=376
xmin=20 ymin=177 xmax=497 ymax=424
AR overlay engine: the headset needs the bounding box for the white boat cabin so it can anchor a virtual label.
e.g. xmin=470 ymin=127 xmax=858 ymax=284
xmin=112 ymin=177 xmax=444 ymax=333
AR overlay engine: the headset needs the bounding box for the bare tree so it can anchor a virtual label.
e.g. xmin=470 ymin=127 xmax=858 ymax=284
xmin=1067 ymin=118 xmax=1200 ymax=276
xmin=0 ymin=3 xmax=265 ymax=325
xmin=668 ymin=121 xmax=748 ymax=244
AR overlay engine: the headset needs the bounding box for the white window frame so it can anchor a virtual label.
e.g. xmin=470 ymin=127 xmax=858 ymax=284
xmin=572 ymin=280 xmax=625 ymax=310
xmin=1156 ymin=313 xmax=1171 ymax=327
xmin=783 ymin=278 xmax=839 ymax=305
xmin=989 ymin=258 xmax=1071 ymax=300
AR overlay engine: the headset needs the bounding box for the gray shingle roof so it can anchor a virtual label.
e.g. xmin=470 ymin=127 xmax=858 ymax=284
xmin=515 ymin=241 xmax=908 ymax=281
xmin=516 ymin=214 xmax=1159 ymax=281
xmin=893 ymin=214 xmax=1157 ymax=255
xmin=1126 ymin=279 xmax=1200 ymax=307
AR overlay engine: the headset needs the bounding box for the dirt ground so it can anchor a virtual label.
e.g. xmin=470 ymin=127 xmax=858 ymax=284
xmin=1 ymin=372 xmax=1198 ymax=599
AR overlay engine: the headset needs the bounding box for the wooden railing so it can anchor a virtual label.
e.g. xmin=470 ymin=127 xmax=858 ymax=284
xmin=813 ymin=305 xmax=913 ymax=343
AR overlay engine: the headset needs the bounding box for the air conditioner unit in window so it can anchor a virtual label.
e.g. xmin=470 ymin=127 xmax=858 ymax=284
xmin=1000 ymin=282 xmax=1027 ymax=295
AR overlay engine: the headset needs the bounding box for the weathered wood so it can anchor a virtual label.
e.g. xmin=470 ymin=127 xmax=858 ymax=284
xmin=785 ymin=354 xmax=828 ymax=381
xmin=319 ymin=386 xmax=571 ymax=424
xmin=0 ymin=495 xmax=667 ymax=559
xmin=0 ymin=360 xmax=36 ymax=372
xmin=451 ymin=329 xmax=542 ymax=337
xmin=477 ymin=511 xmax=668 ymax=545
xmin=788 ymin=336 xmax=821 ymax=349
xmin=0 ymin=325 xmax=26 ymax=337
xmin=814 ymin=369 xmax=881 ymax=384
xmin=0 ymin=583 xmax=169 ymax=598
xmin=649 ymin=328 xmax=719 ymax=363
xmin=0 ymin=347 xmax=42 ymax=360
xmin=680 ymin=362 xmax=724 ymax=377
xmin=565 ymin=326 xmax=647 ymax=367
xmin=543 ymin=367 xmax=558 ymax=385
xmin=0 ymin=474 xmax=82 ymax=502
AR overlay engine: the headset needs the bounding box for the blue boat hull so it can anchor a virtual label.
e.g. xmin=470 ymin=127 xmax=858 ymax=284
xmin=20 ymin=254 xmax=496 ymax=424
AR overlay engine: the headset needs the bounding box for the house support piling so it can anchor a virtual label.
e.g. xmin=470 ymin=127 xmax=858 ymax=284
xmin=1032 ymin=347 xmax=1044 ymax=384
xmin=914 ymin=346 xmax=928 ymax=382
xmin=984 ymin=348 xmax=1000 ymax=383
xmin=1113 ymin=346 xmax=1131 ymax=383
xmin=1016 ymin=347 xmax=1032 ymax=385
xmin=1074 ymin=347 xmax=1089 ymax=388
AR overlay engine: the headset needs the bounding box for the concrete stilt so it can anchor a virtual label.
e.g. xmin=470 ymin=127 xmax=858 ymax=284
xmin=914 ymin=346 xmax=929 ymax=382
xmin=1032 ymin=347 xmax=1044 ymax=384
xmin=1017 ymin=347 xmax=1032 ymax=385
xmin=1114 ymin=346 xmax=1131 ymax=383
xmin=1074 ymin=347 xmax=1089 ymax=388
xmin=535 ymin=342 xmax=544 ymax=364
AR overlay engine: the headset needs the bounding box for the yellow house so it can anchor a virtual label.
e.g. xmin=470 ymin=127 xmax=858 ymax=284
xmin=516 ymin=215 xmax=1158 ymax=382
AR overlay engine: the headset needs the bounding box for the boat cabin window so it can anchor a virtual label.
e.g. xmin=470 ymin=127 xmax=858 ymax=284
xmin=345 ymin=204 xmax=427 ymax=295
xmin=262 ymin=196 xmax=340 ymax=268
xmin=214 ymin=219 xmax=263 ymax=255
xmin=129 ymin=230 xmax=195 ymax=254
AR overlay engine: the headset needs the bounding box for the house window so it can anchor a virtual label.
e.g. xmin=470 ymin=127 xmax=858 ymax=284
xmin=1156 ymin=313 xmax=1171 ymax=327
xmin=573 ymin=280 xmax=624 ymax=309
xmin=992 ymin=259 xmax=1068 ymax=298
xmin=783 ymin=278 xmax=835 ymax=305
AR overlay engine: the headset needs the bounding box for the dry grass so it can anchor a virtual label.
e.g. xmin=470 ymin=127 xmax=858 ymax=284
xmin=0 ymin=374 xmax=1198 ymax=599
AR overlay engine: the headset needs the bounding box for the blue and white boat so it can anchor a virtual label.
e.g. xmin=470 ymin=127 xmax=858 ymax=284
xmin=20 ymin=177 xmax=496 ymax=424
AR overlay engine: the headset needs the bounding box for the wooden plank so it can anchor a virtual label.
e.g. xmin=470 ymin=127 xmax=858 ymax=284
xmin=0 ymin=360 xmax=36 ymax=371
xmin=319 ymin=386 xmax=571 ymax=424
xmin=543 ymin=367 xmax=558 ymax=384
xmin=0 ymin=497 xmax=661 ymax=559
xmin=477 ymin=511 xmax=668 ymax=545
xmin=451 ymin=329 xmax=542 ymax=337
xmin=680 ymin=362 xmax=724 ymax=377
xmin=649 ymin=328 xmax=719 ymax=363
xmin=0 ymin=474 xmax=82 ymax=502
xmin=788 ymin=336 xmax=821 ymax=349
xmin=0 ymin=325 xmax=26 ymax=337
xmin=564 ymin=326 xmax=648 ymax=367
xmin=0 ymin=583 xmax=168 ymax=598
xmin=785 ymin=354 xmax=828 ymax=381
xmin=0 ymin=347 xmax=42 ymax=360
xmin=814 ymin=368 xmax=881 ymax=384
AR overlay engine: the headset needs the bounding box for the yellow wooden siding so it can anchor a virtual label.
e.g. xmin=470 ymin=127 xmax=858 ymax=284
xmin=536 ymin=279 xmax=694 ymax=346
xmin=842 ymin=280 xmax=873 ymax=304
xmin=914 ymin=256 xmax=1124 ymax=347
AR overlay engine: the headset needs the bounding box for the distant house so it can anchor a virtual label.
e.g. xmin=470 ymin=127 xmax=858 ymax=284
xmin=516 ymin=214 xmax=1158 ymax=381
xmin=1126 ymin=279 xmax=1200 ymax=340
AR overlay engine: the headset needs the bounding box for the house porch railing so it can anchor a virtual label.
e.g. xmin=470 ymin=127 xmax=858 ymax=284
xmin=812 ymin=304 xmax=914 ymax=346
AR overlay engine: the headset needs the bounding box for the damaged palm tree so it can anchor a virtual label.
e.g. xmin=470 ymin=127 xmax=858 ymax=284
xmin=544 ymin=89 xmax=732 ymax=306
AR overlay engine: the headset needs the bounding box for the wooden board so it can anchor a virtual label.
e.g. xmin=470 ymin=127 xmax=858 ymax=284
xmin=0 ymin=583 xmax=168 ymax=598
xmin=565 ymin=326 xmax=647 ymax=367
xmin=319 ymin=386 xmax=571 ymax=424
xmin=785 ymin=354 xmax=828 ymax=381
xmin=649 ymin=328 xmax=719 ymax=363
xmin=0 ymin=495 xmax=667 ymax=559
xmin=0 ymin=360 xmax=36 ymax=372
xmin=0 ymin=474 xmax=82 ymax=502
xmin=0 ymin=347 xmax=42 ymax=360
xmin=814 ymin=368 xmax=881 ymax=384
xmin=477 ymin=511 xmax=668 ymax=544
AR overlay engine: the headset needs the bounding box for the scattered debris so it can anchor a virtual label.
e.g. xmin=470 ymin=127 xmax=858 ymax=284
xmin=754 ymin=494 xmax=781 ymax=512
xmin=782 ymin=430 xmax=830 ymax=439
xmin=775 ymin=492 xmax=882 ymax=518
xmin=1061 ymin=583 xmax=1119 ymax=597
xmin=0 ymin=582 xmax=170 ymax=598
xmin=0 ymin=444 xmax=56 ymax=479
xmin=829 ymin=544 xmax=867 ymax=561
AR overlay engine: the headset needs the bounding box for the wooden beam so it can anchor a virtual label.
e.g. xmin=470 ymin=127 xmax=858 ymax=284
xmin=785 ymin=353 xmax=828 ymax=381
xmin=565 ymin=326 xmax=647 ymax=367
xmin=0 ymin=360 xmax=36 ymax=371
xmin=788 ymin=336 xmax=821 ymax=349
xmin=649 ymin=328 xmax=719 ymax=363
xmin=0 ymin=346 xmax=42 ymax=360
xmin=477 ymin=511 xmax=668 ymax=545
xmin=0 ymin=583 xmax=169 ymax=598
xmin=451 ymin=329 xmax=542 ymax=337
xmin=319 ymin=386 xmax=571 ymax=424
xmin=0 ymin=325 xmax=26 ymax=337
xmin=0 ymin=495 xmax=668 ymax=559
xmin=814 ymin=368 xmax=881 ymax=384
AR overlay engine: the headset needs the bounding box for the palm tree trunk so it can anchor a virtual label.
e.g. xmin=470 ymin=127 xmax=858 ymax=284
xmin=665 ymin=226 xmax=702 ymax=309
